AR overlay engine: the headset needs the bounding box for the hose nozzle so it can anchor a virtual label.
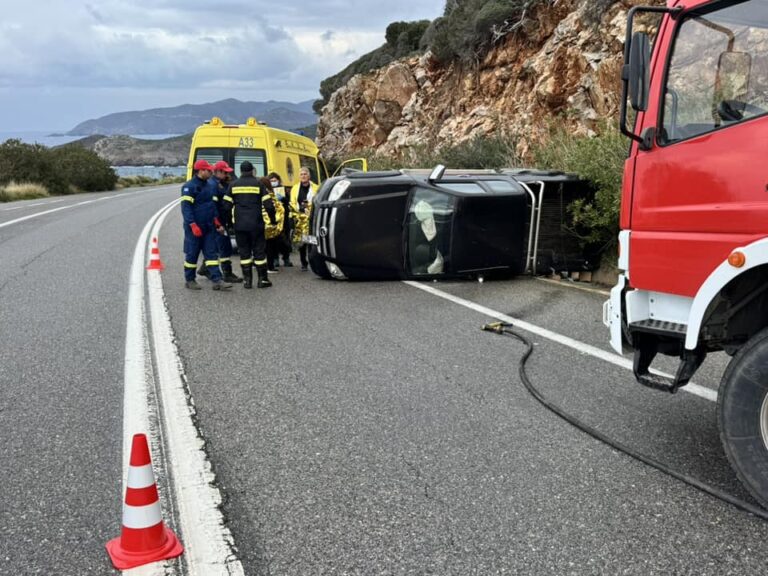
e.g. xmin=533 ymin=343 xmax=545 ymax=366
xmin=482 ymin=321 xmax=509 ymax=334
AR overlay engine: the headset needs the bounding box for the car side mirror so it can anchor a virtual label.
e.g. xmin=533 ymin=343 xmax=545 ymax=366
xmin=428 ymin=164 xmax=446 ymax=184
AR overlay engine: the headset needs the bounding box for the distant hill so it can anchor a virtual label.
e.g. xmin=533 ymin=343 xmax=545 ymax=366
xmin=65 ymin=134 xmax=193 ymax=166
xmin=68 ymin=99 xmax=318 ymax=136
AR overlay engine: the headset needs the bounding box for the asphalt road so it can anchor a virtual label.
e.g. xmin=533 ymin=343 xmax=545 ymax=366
xmin=159 ymin=205 xmax=768 ymax=575
xmin=0 ymin=187 xmax=179 ymax=575
xmin=3 ymin=188 xmax=768 ymax=574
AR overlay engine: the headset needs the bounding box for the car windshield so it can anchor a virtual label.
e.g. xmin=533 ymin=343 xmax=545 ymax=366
xmin=407 ymin=187 xmax=454 ymax=276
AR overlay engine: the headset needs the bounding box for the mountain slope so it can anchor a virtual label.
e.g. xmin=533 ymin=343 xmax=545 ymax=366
xmin=317 ymin=0 xmax=663 ymax=160
xmin=68 ymin=99 xmax=317 ymax=136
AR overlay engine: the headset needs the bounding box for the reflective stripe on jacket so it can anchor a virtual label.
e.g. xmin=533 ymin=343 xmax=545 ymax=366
xmin=224 ymin=174 xmax=276 ymax=232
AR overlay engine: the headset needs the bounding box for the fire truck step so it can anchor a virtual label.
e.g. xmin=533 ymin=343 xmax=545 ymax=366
xmin=629 ymin=319 xmax=687 ymax=338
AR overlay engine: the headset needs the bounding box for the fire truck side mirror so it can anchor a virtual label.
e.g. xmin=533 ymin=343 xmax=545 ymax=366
xmin=628 ymin=32 xmax=650 ymax=112
xmin=715 ymin=51 xmax=752 ymax=120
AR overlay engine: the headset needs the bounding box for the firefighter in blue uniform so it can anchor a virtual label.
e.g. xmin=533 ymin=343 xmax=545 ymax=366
xmin=222 ymin=161 xmax=277 ymax=289
xmin=197 ymin=160 xmax=242 ymax=283
xmin=180 ymin=159 xmax=232 ymax=291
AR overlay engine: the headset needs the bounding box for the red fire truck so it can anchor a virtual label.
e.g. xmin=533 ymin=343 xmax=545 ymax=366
xmin=604 ymin=0 xmax=768 ymax=505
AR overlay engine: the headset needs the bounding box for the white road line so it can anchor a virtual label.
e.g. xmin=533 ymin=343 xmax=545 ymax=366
xmin=119 ymin=198 xmax=243 ymax=574
xmin=0 ymin=187 xmax=171 ymax=229
xmin=123 ymin=199 xmax=179 ymax=576
xmin=404 ymin=281 xmax=719 ymax=403
xmin=0 ymin=198 xmax=69 ymax=211
xmin=146 ymin=205 xmax=244 ymax=576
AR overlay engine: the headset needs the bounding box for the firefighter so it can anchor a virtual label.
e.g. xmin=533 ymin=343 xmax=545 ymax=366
xmin=197 ymin=161 xmax=242 ymax=283
xmin=289 ymin=166 xmax=317 ymax=270
xmin=180 ymin=159 xmax=232 ymax=290
xmin=223 ymin=161 xmax=277 ymax=289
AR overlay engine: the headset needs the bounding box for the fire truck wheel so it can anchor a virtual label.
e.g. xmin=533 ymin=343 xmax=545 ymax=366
xmin=718 ymin=326 xmax=768 ymax=509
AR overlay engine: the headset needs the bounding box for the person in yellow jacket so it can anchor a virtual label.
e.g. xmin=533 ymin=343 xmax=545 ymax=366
xmin=289 ymin=167 xmax=318 ymax=270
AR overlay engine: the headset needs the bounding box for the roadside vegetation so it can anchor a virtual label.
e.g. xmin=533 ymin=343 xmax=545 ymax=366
xmin=0 ymin=182 xmax=49 ymax=202
xmin=0 ymin=138 xmax=184 ymax=201
xmin=353 ymin=122 xmax=625 ymax=262
xmin=423 ymin=0 xmax=551 ymax=65
xmin=0 ymin=139 xmax=117 ymax=200
xmin=531 ymin=123 xmax=626 ymax=255
xmin=116 ymin=174 xmax=185 ymax=189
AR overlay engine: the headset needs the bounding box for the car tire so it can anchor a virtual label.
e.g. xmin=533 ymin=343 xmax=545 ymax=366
xmin=718 ymin=326 xmax=768 ymax=509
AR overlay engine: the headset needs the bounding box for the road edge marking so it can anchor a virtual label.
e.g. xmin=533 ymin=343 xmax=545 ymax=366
xmin=123 ymin=198 xmax=179 ymax=576
xmin=403 ymin=280 xmax=718 ymax=403
xmin=146 ymin=205 xmax=245 ymax=576
xmin=0 ymin=186 xmax=172 ymax=230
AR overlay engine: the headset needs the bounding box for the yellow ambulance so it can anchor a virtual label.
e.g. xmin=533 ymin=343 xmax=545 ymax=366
xmin=185 ymin=116 xmax=366 ymax=185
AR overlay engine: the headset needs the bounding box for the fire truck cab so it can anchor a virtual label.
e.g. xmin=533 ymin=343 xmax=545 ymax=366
xmin=605 ymin=0 xmax=768 ymax=505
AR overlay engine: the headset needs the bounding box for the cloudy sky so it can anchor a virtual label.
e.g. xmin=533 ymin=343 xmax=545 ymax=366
xmin=1 ymin=1 xmax=444 ymax=131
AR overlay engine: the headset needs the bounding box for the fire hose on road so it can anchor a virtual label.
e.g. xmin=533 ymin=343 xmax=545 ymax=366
xmin=481 ymin=321 xmax=768 ymax=522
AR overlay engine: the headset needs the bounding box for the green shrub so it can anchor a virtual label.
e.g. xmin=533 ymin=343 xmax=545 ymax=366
xmin=116 ymin=174 xmax=185 ymax=189
xmin=0 ymin=138 xmax=118 ymax=196
xmin=0 ymin=181 xmax=49 ymax=202
xmin=50 ymin=145 xmax=118 ymax=192
xmin=0 ymin=139 xmax=64 ymax=194
xmin=356 ymin=132 xmax=519 ymax=171
xmin=425 ymin=0 xmax=541 ymax=65
xmin=440 ymin=133 xmax=519 ymax=169
xmin=532 ymin=123 xmax=627 ymax=253
xmin=314 ymin=19 xmax=430 ymax=114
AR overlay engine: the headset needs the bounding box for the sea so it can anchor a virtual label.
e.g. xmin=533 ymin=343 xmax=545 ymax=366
xmin=0 ymin=131 xmax=187 ymax=178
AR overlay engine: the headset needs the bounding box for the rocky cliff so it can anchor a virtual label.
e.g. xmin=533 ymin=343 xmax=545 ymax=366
xmin=317 ymin=0 xmax=663 ymax=160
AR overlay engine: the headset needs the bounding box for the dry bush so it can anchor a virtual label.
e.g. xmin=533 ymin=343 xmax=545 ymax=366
xmin=0 ymin=181 xmax=50 ymax=202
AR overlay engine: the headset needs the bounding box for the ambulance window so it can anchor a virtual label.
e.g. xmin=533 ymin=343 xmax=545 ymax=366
xmin=319 ymin=158 xmax=329 ymax=182
xmin=233 ymin=149 xmax=267 ymax=178
xmin=286 ymin=158 xmax=295 ymax=181
xmin=194 ymin=148 xmax=225 ymax=165
xmin=299 ymin=154 xmax=319 ymax=183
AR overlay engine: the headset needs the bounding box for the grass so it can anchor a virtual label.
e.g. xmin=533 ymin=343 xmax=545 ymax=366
xmin=116 ymin=174 xmax=186 ymax=189
xmin=362 ymin=132 xmax=521 ymax=172
xmin=0 ymin=181 xmax=50 ymax=202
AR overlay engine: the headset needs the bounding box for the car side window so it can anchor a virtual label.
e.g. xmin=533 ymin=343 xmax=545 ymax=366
xmin=407 ymin=188 xmax=454 ymax=276
xmin=660 ymin=1 xmax=768 ymax=145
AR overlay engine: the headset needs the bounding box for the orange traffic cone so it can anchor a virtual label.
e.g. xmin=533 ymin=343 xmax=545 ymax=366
xmin=106 ymin=434 xmax=184 ymax=570
xmin=146 ymin=237 xmax=165 ymax=271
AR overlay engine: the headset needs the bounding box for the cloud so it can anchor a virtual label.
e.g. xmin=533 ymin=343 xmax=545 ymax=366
xmin=0 ymin=0 xmax=444 ymax=129
xmin=84 ymin=4 xmax=105 ymax=24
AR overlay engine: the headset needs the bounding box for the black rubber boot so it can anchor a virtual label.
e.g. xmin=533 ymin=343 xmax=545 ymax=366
xmin=221 ymin=261 xmax=242 ymax=283
xmin=242 ymin=267 xmax=253 ymax=289
xmin=256 ymin=265 xmax=272 ymax=288
xmin=197 ymin=265 xmax=211 ymax=279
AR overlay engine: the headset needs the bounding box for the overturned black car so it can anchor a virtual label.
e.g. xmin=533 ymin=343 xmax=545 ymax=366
xmin=305 ymin=166 xmax=528 ymax=280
